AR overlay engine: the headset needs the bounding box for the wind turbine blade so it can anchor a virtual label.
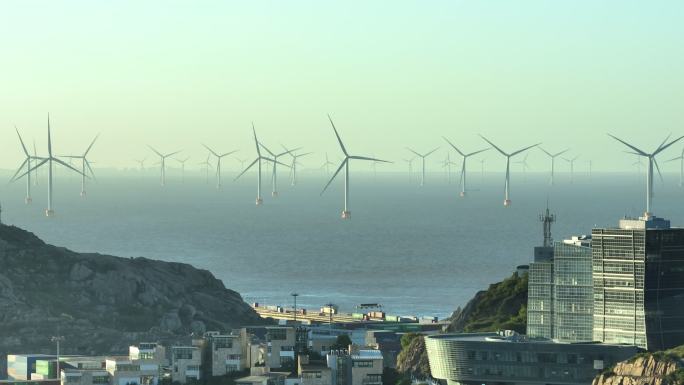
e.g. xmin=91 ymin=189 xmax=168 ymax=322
xmin=262 ymin=157 xmax=290 ymax=168
xmin=556 ymin=148 xmax=570 ymax=157
xmin=538 ymin=147 xmax=553 ymax=157
xmin=12 ymin=158 xmax=48 ymax=182
xmin=654 ymin=158 xmax=664 ymax=183
xmin=165 ymin=150 xmax=182 ymax=158
xmin=54 ymin=158 xmax=87 ymax=177
xmin=252 ymin=123 xmax=261 ymax=156
xmin=607 ymin=134 xmax=648 ymax=156
xmin=47 ymin=114 xmax=53 ymax=157
xmin=84 ymin=134 xmax=100 ymax=156
xmin=9 ymin=159 xmax=29 ymax=182
xmin=466 ymin=148 xmax=490 ymax=157
xmin=202 ymin=144 xmax=220 ymax=157
xmin=296 ymin=152 xmax=313 ymax=158
xmin=406 ymin=148 xmax=422 ymax=157
xmin=220 ymin=150 xmax=238 ymax=158
xmin=148 ymin=145 xmax=163 ymax=157
xmin=425 ymin=147 xmax=440 ymax=157
xmin=666 ymin=156 xmax=684 ymax=162
xmin=234 ymin=158 xmax=259 ymax=180
xmin=653 ymin=135 xmax=684 ymax=156
xmin=479 ymin=135 xmax=508 ymax=156
xmin=85 ymin=160 xmax=97 ymax=182
xmin=321 ymin=160 xmax=346 ymax=195
xmin=511 ymin=143 xmax=541 ymax=157
xmin=442 ymin=137 xmax=465 ymax=157
xmin=327 ymin=114 xmax=350 ymax=156
xmin=15 ymin=127 xmax=31 ymax=157
xmin=259 ymin=142 xmax=275 ymax=157
xmin=349 ymin=156 xmax=391 ymax=163
xmin=279 ymin=145 xmax=302 ymax=157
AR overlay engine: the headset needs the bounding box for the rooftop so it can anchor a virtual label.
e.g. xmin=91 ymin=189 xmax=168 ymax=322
xmin=352 ymin=350 xmax=383 ymax=360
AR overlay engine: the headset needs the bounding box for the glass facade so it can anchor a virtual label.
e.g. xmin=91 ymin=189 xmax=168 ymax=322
xmin=527 ymin=259 xmax=553 ymax=339
xmin=425 ymin=333 xmax=638 ymax=385
xmin=553 ymin=242 xmax=593 ymax=342
xmin=592 ymin=225 xmax=684 ymax=350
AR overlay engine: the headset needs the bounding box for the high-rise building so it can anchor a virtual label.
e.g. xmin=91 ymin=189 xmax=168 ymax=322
xmin=592 ymin=215 xmax=684 ymax=350
xmin=527 ymin=207 xmax=556 ymax=339
xmin=553 ymin=238 xmax=593 ymax=343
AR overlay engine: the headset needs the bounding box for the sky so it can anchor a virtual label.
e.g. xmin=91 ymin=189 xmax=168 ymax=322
xmin=1 ymin=1 xmax=683 ymax=172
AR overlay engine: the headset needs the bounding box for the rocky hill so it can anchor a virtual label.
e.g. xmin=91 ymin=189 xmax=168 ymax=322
xmin=593 ymin=348 xmax=684 ymax=385
xmin=0 ymin=224 xmax=263 ymax=373
xmin=447 ymin=272 xmax=527 ymax=333
xmin=395 ymin=272 xmax=528 ymax=380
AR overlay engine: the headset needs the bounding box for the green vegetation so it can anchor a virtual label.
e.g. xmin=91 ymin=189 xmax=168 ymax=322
xmin=331 ymin=334 xmax=352 ymax=350
xmin=460 ymin=273 xmax=528 ymax=334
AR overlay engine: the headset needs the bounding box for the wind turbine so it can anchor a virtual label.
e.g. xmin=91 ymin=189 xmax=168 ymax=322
xmin=148 ymin=146 xmax=181 ymax=186
xmin=320 ymin=153 xmax=335 ymax=177
xmin=321 ymin=115 xmax=390 ymax=219
xmin=538 ymin=147 xmax=569 ymax=185
xmin=33 ymin=140 xmax=40 ymax=186
xmin=62 ymin=134 xmax=99 ymax=197
xmin=479 ymin=135 xmax=540 ymax=207
xmin=198 ymin=155 xmax=212 ymax=184
xmin=402 ymin=157 xmax=416 ymax=183
xmin=235 ymin=123 xmax=284 ymax=205
xmin=203 ymin=144 xmax=238 ymax=190
xmin=666 ymin=147 xmax=684 ymax=187
xmin=562 ymin=155 xmax=579 ymax=184
xmin=260 ymin=144 xmax=296 ymax=197
xmin=288 ymin=150 xmax=312 ymax=186
xmin=13 ymin=115 xmax=86 ymax=216
xmin=11 ymin=127 xmax=37 ymax=204
xmin=135 ymin=157 xmax=147 ymax=171
xmin=608 ymin=134 xmax=684 ymax=216
xmin=175 ymin=157 xmax=190 ymax=183
xmin=513 ymin=153 xmax=531 ymax=181
xmin=406 ymin=147 xmax=439 ymax=186
xmin=443 ymin=137 xmax=489 ymax=197
xmin=441 ymin=155 xmax=458 ymax=184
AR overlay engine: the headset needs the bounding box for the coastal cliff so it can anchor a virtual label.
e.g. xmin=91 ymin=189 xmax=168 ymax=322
xmin=593 ymin=350 xmax=684 ymax=385
xmin=0 ymin=224 xmax=263 ymax=370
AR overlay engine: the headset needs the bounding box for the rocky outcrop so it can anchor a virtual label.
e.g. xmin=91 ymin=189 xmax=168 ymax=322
xmin=447 ymin=272 xmax=527 ymax=333
xmin=0 ymin=224 xmax=264 ymax=372
xmin=396 ymin=335 xmax=431 ymax=379
xmin=593 ymin=354 xmax=684 ymax=385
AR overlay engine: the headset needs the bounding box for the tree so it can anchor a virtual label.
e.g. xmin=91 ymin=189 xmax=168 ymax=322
xmin=332 ymin=334 xmax=352 ymax=350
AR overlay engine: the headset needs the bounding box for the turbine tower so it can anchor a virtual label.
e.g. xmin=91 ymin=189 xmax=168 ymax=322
xmin=198 ymin=155 xmax=212 ymax=184
xmin=11 ymin=127 xmax=37 ymax=204
xmin=320 ymin=153 xmax=335 ymax=177
xmin=288 ymin=150 xmax=312 ymax=186
xmin=260 ymin=144 xmax=297 ymax=197
xmin=175 ymin=157 xmax=190 ymax=183
xmin=666 ymin=147 xmax=684 ymax=187
xmin=538 ymin=147 xmax=569 ymax=185
xmin=235 ymin=123 xmax=283 ymax=205
xmin=443 ymin=137 xmax=489 ymax=197
xmin=562 ymin=155 xmax=579 ymax=184
xmin=609 ymin=134 xmax=684 ymax=216
xmin=203 ymin=144 xmax=238 ymax=190
xmin=13 ymin=115 xmax=85 ymax=216
xmin=479 ymin=135 xmax=540 ymax=207
xmin=321 ymin=115 xmax=390 ymax=219
xmin=148 ymin=146 xmax=181 ymax=186
xmin=402 ymin=157 xmax=416 ymax=183
xmin=406 ymin=147 xmax=439 ymax=186
xmin=62 ymin=134 xmax=99 ymax=197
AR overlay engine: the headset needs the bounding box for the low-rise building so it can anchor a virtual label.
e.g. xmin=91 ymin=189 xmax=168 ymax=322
xmin=349 ymin=350 xmax=382 ymax=385
xmin=205 ymin=333 xmax=245 ymax=376
xmin=235 ymin=373 xmax=287 ymax=385
xmin=170 ymin=347 xmax=201 ymax=383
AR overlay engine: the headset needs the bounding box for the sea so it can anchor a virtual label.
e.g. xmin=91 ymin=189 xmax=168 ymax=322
xmin=1 ymin=169 xmax=683 ymax=319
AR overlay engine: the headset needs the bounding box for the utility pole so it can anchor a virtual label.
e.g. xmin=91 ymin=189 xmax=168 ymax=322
xmin=290 ymin=292 xmax=299 ymax=324
xmin=51 ymin=336 xmax=65 ymax=380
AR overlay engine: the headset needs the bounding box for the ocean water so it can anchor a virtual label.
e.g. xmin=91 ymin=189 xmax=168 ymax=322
xmin=1 ymin=169 xmax=683 ymax=319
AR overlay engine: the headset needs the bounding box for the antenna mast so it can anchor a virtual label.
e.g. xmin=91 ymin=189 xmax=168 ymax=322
xmin=539 ymin=204 xmax=555 ymax=247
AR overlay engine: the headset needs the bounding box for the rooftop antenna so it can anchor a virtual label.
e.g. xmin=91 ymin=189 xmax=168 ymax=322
xmin=479 ymin=135 xmax=540 ymax=207
xmin=539 ymin=201 xmax=555 ymax=247
xmin=538 ymin=147 xmax=569 ymax=185
xmin=608 ymin=133 xmax=683 ymax=217
xmin=406 ymin=147 xmax=440 ymax=186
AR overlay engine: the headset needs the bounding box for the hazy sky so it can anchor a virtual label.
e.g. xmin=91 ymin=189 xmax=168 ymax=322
xmin=1 ymin=1 xmax=683 ymax=172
